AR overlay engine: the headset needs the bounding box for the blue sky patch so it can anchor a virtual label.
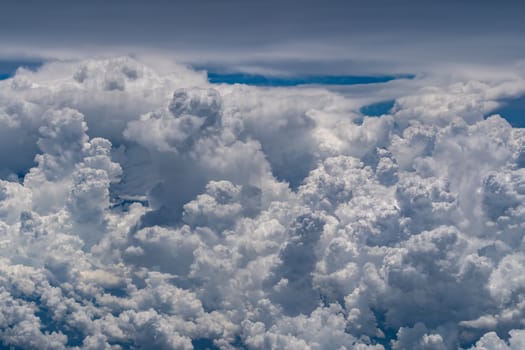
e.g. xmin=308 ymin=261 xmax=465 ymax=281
xmin=0 ymin=59 xmax=43 ymax=79
xmin=360 ymin=100 xmax=396 ymax=116
xmin=207 ymin=72 xmax=414 ymax=87
xmin=191 ymin=338 xmax=220 ymax=350
xmin=492 ymin=95 xmax=525 ymax=128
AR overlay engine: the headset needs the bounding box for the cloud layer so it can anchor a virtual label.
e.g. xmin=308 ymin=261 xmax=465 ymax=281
xmin=0 ymin=57 xmax=524 ymax=349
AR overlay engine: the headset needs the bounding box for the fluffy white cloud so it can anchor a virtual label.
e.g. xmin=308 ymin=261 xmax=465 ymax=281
xmin=0 ymin=56 xmax=523 ymax=349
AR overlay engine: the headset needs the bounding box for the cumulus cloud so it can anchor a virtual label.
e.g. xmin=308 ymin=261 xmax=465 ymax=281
xmin=0 ymin=56 xmax=523 ymax=349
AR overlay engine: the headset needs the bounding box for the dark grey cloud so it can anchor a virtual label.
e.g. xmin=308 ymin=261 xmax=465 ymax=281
xmin=1 ymin=0 xmax=524 ymax=74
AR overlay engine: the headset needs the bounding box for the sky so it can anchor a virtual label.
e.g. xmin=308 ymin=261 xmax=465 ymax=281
xmin=0 ymin=2 xmax=525 ymax=350
xmin=1 ymin=0 xmax=525 ymax=75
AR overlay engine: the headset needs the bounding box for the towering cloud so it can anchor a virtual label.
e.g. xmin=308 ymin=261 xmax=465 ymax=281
xmin=0 ymin=57 xmax=523 ymax=349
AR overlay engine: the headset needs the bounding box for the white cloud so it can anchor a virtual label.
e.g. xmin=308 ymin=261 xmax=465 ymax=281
xmin=0 ymin=57 xmax=523 ymax=349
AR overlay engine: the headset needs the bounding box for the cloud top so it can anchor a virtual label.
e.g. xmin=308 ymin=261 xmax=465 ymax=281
xmin=0 ymin=57 xmax=523 ymax=349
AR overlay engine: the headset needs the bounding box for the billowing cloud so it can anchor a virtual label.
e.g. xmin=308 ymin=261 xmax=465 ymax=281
xmin=0 ymin=57 xmax=523 ymax=349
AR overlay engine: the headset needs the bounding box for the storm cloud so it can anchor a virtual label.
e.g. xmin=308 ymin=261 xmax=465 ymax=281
xmin=0 ymin=55 xmax=522 ymax=349
xmin=1 ymin=0 xmax=525 ymax=75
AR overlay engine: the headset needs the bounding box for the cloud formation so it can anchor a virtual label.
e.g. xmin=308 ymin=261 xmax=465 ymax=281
xmin=0 ymin=57 xmax=524 ymax=349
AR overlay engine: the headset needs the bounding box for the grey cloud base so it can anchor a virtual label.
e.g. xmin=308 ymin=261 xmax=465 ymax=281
xmin=0 ymin=57 xmax=524 ymax=349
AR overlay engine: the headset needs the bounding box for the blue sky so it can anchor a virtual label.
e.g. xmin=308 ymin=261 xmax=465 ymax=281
xmin=206 ymin=72 xmax=414 ymax=87
xmin=492 ymin=95 xmax=525 ymax=128
xmin=0 ymin=59 xmax=42 ymax=79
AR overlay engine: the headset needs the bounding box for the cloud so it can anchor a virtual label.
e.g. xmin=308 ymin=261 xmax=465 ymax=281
xmin=2 ymin=1 xmax=525 ymax=79
xmin=470 ymin=330 xmax=525 ymax=350
xmin=0 ymin=57 xmax=523 ymax=349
